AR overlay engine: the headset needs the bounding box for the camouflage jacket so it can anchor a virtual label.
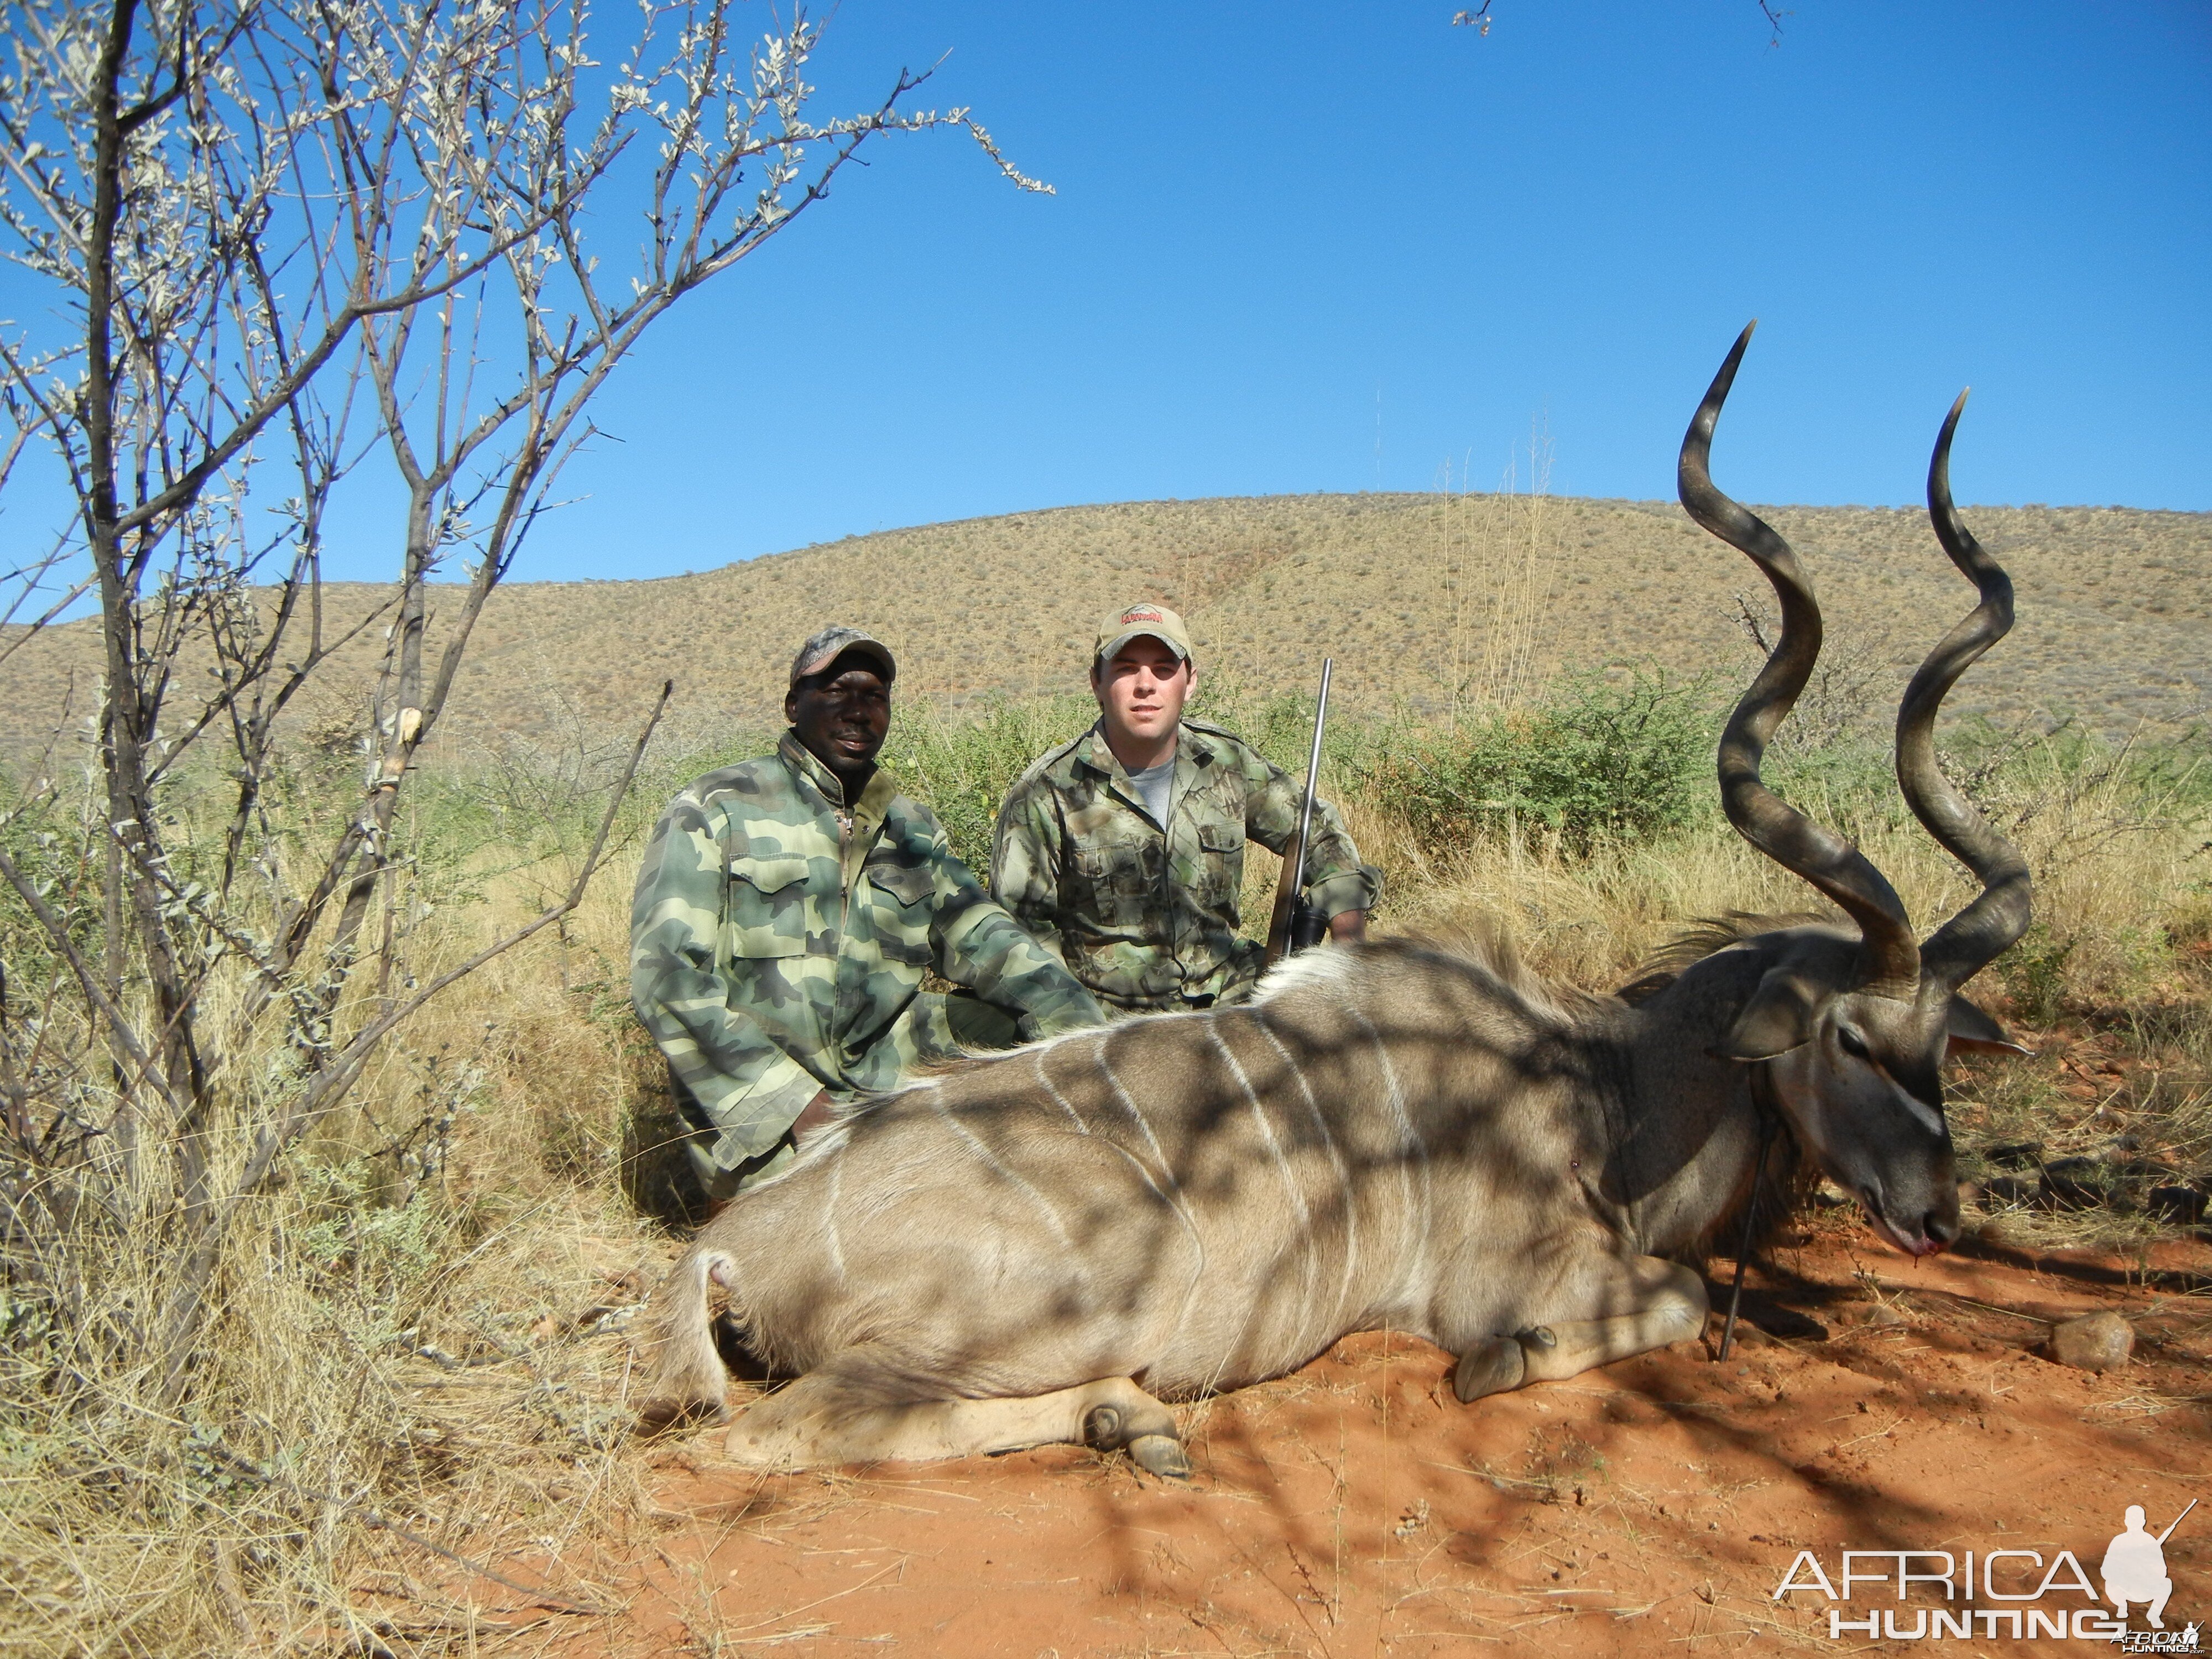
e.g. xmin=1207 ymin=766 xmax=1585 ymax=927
xmin=990 ymin=720 xmax=1382 ymax=1012
xmin=630 ymin=732 xmax=1105 ymax=1171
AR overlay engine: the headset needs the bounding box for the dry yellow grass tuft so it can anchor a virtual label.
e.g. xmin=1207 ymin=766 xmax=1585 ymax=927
xmin=0 ymin=855 xmax=675 ymax=1655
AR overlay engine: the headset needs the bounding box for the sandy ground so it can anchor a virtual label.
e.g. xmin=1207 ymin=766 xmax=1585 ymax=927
xmin=435 ymin=1218 xmax=2212 ymax=1658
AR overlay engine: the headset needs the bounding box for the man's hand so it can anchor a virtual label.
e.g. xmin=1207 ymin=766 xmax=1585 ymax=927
xmin=1329 ymin=909 xmax=1368 ymax=944
xmin=791 ymin=1088 xmax=838 ymax=1147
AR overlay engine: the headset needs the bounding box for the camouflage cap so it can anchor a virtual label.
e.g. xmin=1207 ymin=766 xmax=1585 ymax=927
xmin=789 ymin=625 xmax=896 ymax=688
xmin=1094 ymin=602 xmax=1192 ymax=667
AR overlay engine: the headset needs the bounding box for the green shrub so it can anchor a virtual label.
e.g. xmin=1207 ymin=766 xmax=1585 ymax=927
xmin=2001 ymin=922 xmax=2078 ymax=1025
xmin=883 ymin=695 xmax=1095 ymax=872
xmin=1364 ymin=671 xmax=1715 ymax=856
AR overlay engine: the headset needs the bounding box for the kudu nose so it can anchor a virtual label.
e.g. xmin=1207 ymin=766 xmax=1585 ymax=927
xmin=1918 ymin=1209 xmax=1961 ymax=1255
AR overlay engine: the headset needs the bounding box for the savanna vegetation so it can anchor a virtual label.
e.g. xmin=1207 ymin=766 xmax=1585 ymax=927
xmin=5 ymin=664 xmax=2206 ymax=1655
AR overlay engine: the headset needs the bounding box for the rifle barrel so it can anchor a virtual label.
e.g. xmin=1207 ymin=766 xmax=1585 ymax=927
xmin=1287 ymin=658 xmax=1333 ymax=902
xmin=2157 ymin=1498 xmax=2197 ymax=1545
xmin=1264 ymin=658 xmax=1334 ymax=966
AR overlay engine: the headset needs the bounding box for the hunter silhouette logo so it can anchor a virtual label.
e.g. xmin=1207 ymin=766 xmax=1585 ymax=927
xmin=1770 ymin=1498 xmax=2199 ymax=1645
xmin=2104 ymin=1501 xmax=2190 ymax=1629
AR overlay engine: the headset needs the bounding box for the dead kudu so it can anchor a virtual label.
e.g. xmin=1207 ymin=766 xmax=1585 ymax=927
xmin=635 ymin=324 xmax=2033 ymax=1476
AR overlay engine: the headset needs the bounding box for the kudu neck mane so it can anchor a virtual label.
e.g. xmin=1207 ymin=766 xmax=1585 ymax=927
xmin=1386 ymin=915 xmax=1818 ymax=1260
xmin=1609 ymin=919 xmax=1819 ymax=1258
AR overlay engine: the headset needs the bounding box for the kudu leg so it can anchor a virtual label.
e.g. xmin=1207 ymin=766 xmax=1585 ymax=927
xmin=723 ymin=1373 xmax=1190 ymax=1476
xmin=1454 ymin=1258 xmax=1707 ymax=1404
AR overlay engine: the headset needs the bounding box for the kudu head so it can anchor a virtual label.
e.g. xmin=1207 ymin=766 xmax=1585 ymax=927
xmin=1677 ymin=322 xmax=2034 ymax=1258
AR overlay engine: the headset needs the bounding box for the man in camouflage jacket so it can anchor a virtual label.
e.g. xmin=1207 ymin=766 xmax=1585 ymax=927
xmin=991 ymin=603 xmax=1381 ymax=1014
xmin=632 ymin=627 xmax=1105 ymax=1197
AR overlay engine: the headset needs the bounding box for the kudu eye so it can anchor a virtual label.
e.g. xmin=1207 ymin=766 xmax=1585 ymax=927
xmin=1836 ymin=1027 xmax=1870 ymax=1061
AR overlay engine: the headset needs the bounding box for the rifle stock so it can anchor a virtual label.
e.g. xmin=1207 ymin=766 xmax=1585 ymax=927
xmin=1263 ymin=658 xmax=1333 ymax=968
xmin=1262 ymin=822 xmax=1305 ymax=966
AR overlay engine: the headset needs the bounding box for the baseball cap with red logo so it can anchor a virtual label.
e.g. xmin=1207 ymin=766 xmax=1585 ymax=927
xmin=1094 ymin=602 xmax=1193 ymax=668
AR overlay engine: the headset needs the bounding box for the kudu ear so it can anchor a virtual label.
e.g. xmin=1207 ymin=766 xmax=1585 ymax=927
xmin=1944 ymin=993 xmax=2032 ymax=1058
xmin=1715 ymin=966 xmax=1823 ymax=1061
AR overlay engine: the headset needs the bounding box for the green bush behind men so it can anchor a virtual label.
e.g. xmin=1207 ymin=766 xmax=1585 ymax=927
xmin=629 ymin=627 xmax=1105 ymax=1199
xmin=991 ymin=603 xmax=1381 ymax=1013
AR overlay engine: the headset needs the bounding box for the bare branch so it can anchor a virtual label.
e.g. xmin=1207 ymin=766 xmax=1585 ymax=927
xmin=0 ymin=839 xmax=178 ymax=1119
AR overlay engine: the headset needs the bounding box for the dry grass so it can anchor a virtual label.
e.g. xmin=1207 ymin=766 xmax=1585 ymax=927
xmin=0 ymin=853 xmax=673 ymax=1659
xmin=1376 ymin=737 xmax=2211 ymax=1003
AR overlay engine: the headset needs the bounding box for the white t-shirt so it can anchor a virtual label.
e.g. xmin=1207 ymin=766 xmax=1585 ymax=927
xmin=1129 ymin=757 xmax=1175 ymax=828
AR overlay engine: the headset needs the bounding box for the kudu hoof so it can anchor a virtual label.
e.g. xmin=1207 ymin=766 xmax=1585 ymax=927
xmin=1082 ymin=1403 xmax=1128 ymax=1449
xmin=635 ymin=1396 xmax=733 ymax=1434
xmin=1082 ymin=1397 xmax=1177 ymax=1452
xmin=1128 ymin=1434 xmax=1192 ymax=1479
xmin=1453 ymin=1337 xmax=1528 ymax=1404
xmin=1083 ymin=1400 xmax=1190 ymax=1477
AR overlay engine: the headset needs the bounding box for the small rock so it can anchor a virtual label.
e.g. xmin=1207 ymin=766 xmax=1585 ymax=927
xmin=1986 ymin=1142 xmax=2043 ymax=1170
xmin=2048 ymin=1311 xmax=2133 ymax=1372
xmin=1980 ymin=1174 xmax=2038 ymax=1206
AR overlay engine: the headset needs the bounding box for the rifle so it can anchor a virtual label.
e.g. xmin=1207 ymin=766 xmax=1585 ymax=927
xmin=2157 ymin=1498 xmax=2197 ymax=1545
xmin=1264 ymin=658 xmax=1333 ymax=967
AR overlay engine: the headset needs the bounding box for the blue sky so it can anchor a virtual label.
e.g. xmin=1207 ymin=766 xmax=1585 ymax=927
xmin=10 ymin=1 xmax=2209 ymax=587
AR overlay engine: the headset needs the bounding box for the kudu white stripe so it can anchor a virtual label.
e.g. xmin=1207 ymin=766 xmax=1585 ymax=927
xmin=1250 ymin=1006 xmax=1361 ymax=1322
xmin=927 ymin=1086 xmax=1076 ymax=1252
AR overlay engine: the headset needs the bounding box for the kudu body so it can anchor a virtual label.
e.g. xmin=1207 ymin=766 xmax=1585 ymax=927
xmin=636 ymin=325 xmax=2033 ymax=1475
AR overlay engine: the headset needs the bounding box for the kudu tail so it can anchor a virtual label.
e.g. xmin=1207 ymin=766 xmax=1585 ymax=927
xmin=634 ymin=1244 xmax=738 ymax=1430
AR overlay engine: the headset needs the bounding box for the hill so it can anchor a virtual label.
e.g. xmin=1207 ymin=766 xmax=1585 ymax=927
xmin=4 ymin=493 xmax=2206 ymax=768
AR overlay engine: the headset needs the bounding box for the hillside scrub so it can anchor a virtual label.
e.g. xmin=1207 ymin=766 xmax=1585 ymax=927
xmin=3 ymin=691 xmax=2208 ymax=1656
xmin=1361 ymin=671 xmax=1715 ymax=856
xmin=11 ymin=498 xmax=2210 ymax=769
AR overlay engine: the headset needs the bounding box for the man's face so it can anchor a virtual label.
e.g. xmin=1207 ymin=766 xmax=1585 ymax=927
xmin=786 ymin=655 xmax=890 ymax=784
xmin=1092 ymin=637 xmax=1193 ymax=747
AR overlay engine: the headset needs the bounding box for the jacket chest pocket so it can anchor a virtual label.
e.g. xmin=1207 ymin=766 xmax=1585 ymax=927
xmin=1076 ymin=844 xmax=1157 ymax=907
xmin=862 ymin=859 xmax=936 ymax=967
xmin=725 ymin=856 xmax=815 ymax=958
xmin=1191 ymin=821 xmax=1244 ymax=902
xmin=1196 ymin=822 xmax=1243 ymax=856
